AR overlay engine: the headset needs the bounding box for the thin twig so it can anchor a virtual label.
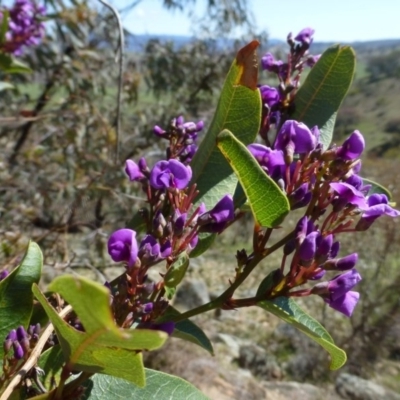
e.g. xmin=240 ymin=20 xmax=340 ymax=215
xmin=0 ymin=305 xmax=72 ymax=400
xmin=97 ymin=0 xmax=125 ymax=164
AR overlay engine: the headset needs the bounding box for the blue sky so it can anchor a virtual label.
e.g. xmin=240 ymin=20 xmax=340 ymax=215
xmin=114 ymin=0 xmax=400 ymax=42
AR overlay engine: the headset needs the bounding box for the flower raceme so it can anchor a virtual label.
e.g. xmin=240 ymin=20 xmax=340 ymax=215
xmin=0 ymin=0 xmax=46 ymax=55
xmin=248 ymin=119 xmax=399 ymax=316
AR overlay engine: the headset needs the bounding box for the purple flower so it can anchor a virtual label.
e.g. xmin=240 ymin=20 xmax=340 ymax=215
xmin=153 ymin=125 xmax=166 ymax=137
xmin=125 ymin=159 xmax=145 ymax=181
xmin=345 ymin=174 xmax=363 ymax=190
xmin=150 ymin=159 xmax=192 ymax=190
xmin=173 ymin=211 xmax=187 ymax=235
xmin=294 ymin=28 xmax=315 ymax=46
xmin=330 ymin=182 xmax=368 ymax=210
xmin=274 ymin=120 xmax=317 ymax=157
xmin=16 ymin=326 xmax=27 ymax=341
xmin=108 ymin=229 xmax=138 ymax=267
xmin=248 ymin=144 xmax=285 ymax=176
xmin=141 ymin=321 xmax=175 ymax=336
xmin=259 ymin=85 xmax=280 ymax=109
xmin=306 ymin=54 xmax=321 ymax=67
xmin=179 ymin=144 xmax=197 ymax=164
xmin=0 ymin=270 xmax=9 ymax=281
xmin=356 ymin=194 xmax=400 ymax=230
xmin=298 ymin=231 xmax=319 ymax=261
xmin=1 ymin=0 xmax=46 ymax=55
xmin=330 ymin=241 xmax=340 ymax=258
xmin=327 ymin=269 xmax=362 ymax=301
xmin=325 ymin=291 xmax=360 ymax=317
xmin=337 ymin=130 xmax=365 ymax=160
xmin=139 ymin=235 xmax=160 ymax=264
xmin=289 ymin=183 xmax=312 ymax=209
xmin=13 ymin=341 xmax=24 ymax=359
xmin=323 ymin=253 xmax=358 ymax=271
xmin=316 ymin=234 xmax=333 ymax=258
xmin=198 ymin=195 xmax=235 ymax=233
xmin=261 ymin=52 xmax=285 ymax=74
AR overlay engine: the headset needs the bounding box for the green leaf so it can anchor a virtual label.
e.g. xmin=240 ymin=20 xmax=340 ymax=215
xmin=189 ymin=41 xmax=262 ymax=256
xmin=362 ymin=178 xmax=393 ymax=202
xmin=0 ymin=10 xmax=9 ymax=44
xmin=188 ymin=232 xmax=216 ymax=258
xmin=258 ymin=297 xmax=346 ymax=370
xmin=0 ymin=81 xmax=14 ymax=91
xmin=0 ymin=53 xmax=32 ymax=74
xmin=37 ymin=345 xmax=65 ymax=389
xmin=158 ymin=306 xmax=214 ymax=355
xmin=191 ymin=40 xmax=261 ymax=207
xmin=81 ymin=369 xmax=210 ymax=400
xmin=0 ymin=242 xmax=42 ymax=359
xmin=164 ymin=251 xmax=189 ymax=288
xmin=292 ymin=45 xmax=356 ymax=149
xmin=217 ymin=129 xmax=290 ymax=227
xmin=256 ymin=269 xmax=282 ymax=297
xmin=33 ymin=276 xmax=169 ymax=387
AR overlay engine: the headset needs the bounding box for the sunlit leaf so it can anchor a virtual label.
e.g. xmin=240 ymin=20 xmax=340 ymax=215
xmin=258 ymin=297 xmax=346 ymax=370
xmin=217 ymin=129 xmax=289 ymax=227
xmin=292 ymin=45 xmax=356 ymax=149
xmin=81 ymin=369 xmax=210 ymax=400
xmin=33 ymin=276 xmax=168 ymax=386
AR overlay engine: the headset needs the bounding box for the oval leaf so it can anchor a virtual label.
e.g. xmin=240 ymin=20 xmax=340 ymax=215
xmin=217 ymin=129 xmax=290 ymax=227
xmin=0 ymin=241 xmax=42 ymax=359
xmin=292 ymin=45 xmax=356 ymax=149
xmin=189 ymin=41 xmax=262 ymax=256
xmin=258 ymin=297 xmax=346 ymax=370
xmin=81 ymin=369 xmax=210 ymax=400
xmin=158 ymin=306 xmax=214 ymax=355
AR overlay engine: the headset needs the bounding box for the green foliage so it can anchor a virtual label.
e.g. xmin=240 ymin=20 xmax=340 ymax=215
xmin=191 ymin=40 xmax=261 ymax=209
xmin=0 ymin=242 xmax=42 ymax=359
xmin=258 ymin=297 xmax=347 ymax=370
xmin=366 ymin=50 xmax=400 ymax=81
xmin=159 ymin=307 xmax=214 ymax=355
xmin=189 ymin=41 xmax=261 ymax=256
xmin=81 ymin=369 xmax=210 ymax=400
xmin=33 ymin=276 xmax=168 ymax=386
xmin=217 ymin=129 xmax=290 ymax=227
xmin=292 ymin=45 xmax=356 ymax=148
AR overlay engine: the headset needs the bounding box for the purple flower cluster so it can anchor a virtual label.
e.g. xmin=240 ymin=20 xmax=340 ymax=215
xmin=3 ymin=324 xmax=40 ymax=360
xmin=154 ymin=116 xmax=204 ymax=165
xmin=106 ymin=116 xmax=235 ymax=330
xmin=0 ymin=0 xmax=46 ymax=56
xmin=258 ymin=28 xmax=321 ymax=138
xmin=249 ymin=120 xmax=399 ymax=316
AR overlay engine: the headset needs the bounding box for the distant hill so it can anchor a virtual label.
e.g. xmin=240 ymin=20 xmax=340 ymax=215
xmin=126 ymin=33 xmax=400 ymax=55
xmin=125 ymin=32 xmax=283 ymax=52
